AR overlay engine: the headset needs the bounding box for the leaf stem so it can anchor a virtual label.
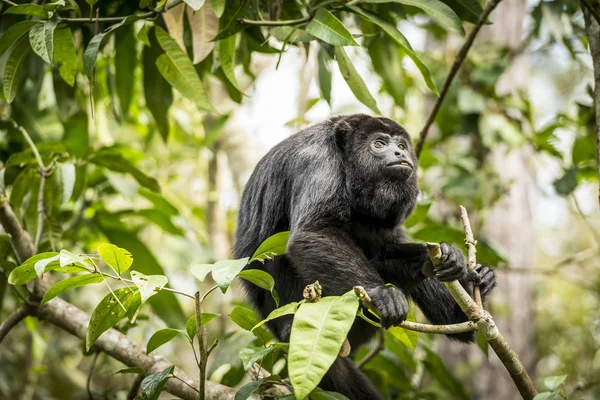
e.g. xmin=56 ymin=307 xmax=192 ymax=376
xmin=195 ymin=285 xmax=219 ymax=400
xmin=95 ymin=271 xmax=195 ymax=299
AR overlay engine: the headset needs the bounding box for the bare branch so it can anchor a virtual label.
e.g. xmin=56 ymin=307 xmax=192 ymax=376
xmin=0 ymin=197 xmax=34 ymax=263
xmin=0 ymin=304 xmax=30 ymax=343
xmin=459 ymin=206 xmax=482 ymax=307
xmin=415 ymin=0 xmax=503 ymax=157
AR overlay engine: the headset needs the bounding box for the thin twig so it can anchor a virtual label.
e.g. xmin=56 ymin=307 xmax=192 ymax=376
xmin=172 ymin=375 xmax=200 ymax=393
xmin=0 ymin=305 xmax=29 ymax=343
xmin=415 ymin=0 xmax=503 ymax=158
xmin=571 ymin=194 xmax=600 ymax=245
xmin=459 ymin=206 xmax=482 ymax=307
xmin=195 ymin=285 xmax=220 ymax=400
xmin=96 ymin=270 xmax=195 ymax=299
xmin=0 ymin=0 xmax=18 ymax=7
xmin=87 ymin=351 xmax=100 ymax=400
xmin=357 ymin=329 xmax=384 ymax=369
xmin=238 ymin=15 xmax=312 ymax=26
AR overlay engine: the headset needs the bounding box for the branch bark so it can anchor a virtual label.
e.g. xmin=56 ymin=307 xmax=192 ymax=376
xmin=582 ymin=0 xmax=600 ymax=207
xmin=415 ymin=0 xmax=503 ymax=158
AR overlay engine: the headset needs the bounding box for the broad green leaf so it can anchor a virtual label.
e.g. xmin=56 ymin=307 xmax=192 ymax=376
xmin=143 ymin=29 xmax=173 ymax=140
xmin=59 ymin=249 xmax=93 ymax=270
xmin=163 ymin=3 xmax=186 ymax=50
xmin=130 ymin=271 xmax=168 ymax=302
xmin=239 ymin=346 xmax=277 ymax=370
xmin=86 ymin=287 xmax=141 ymax=350
xmin=3 ymin=37 xmax=31 ymax=103
xmin=146 ymin=328 xmax=185 ymax=353
xmin=63 ymin=111 xmax=89 ymax=157
xmin=310 ymin=390 xmax=351 ymax=400
xmin=334 ymin=46 xmax=381 ymax=115
xmin=185 ymin=313 xmax=219 ymax=338
xmin=219 ymin=33 xmax=242 ymax=92
xmin=363 ymin=0 xmax=464 ymax=34
xmin=532 ymin=393 xmax=557 ymax=400
xmin=154 ymin=26 xmax=214 ymax=112
xmin=348 ymin=6 xmax=438 ymax=95
xmin=305 ymin=9 xmax=357 ymax=46
xmin=213 ymin=0 xmax=251 ymax=41
xmin=252 ymin=302 xmax=299 ymax=332
xmin=211 ymin=258 xmax=250 ymax=293
xmin=229 ymin=306 xmax=272 ymax=343
xmin=289 ymin=291 xmax=359 ymax=399
xmin=443 ymin=0 xmax=483 ymax=23
xmin=41 ymin=274 xmax=104 ymax=305
xmin=208 ymin=0 xmax=226 ymax=17
xmin=114 ymin=367 xmax=146 ymax=375
xmin=0 ymin=21 xmax=39 ymax=59
xmin=140 ymin=189 xmax=178 ymax=216
xmin=475 ymin=328 xmax=488 ymax=357
xmin=184 ymin=0 xmax=205 ymax=11
xmin=187 ymin=2 xmax=218 ymax=63
xmin=98 ymin=243 xmax=134 ymax=275
xmin=250 ymin=231 xmax=289 ymax=263
xmin=238 ymin=269 xmax=279 ymax=306
xmin=8 ymin=252 xmax=59 ymax=285
xmin=190 ymin=263 xmax=213 ymax=282
xmin=5 ymin=4 xmax=49 ymax=18
xmin=388 ymin=326 xmax=418 ymax=350
xmin=35 ymin=254 xmax=60 ymax=277
xmin=318 ymin=48 xmax=332 ymax=104
xmin=53 ymin=26 xmax=77 ymax=86
xmin=544 ymin=375 xmax=567 ymax=391
xmin=138 ymin=22 xmax=152 ymax=46
xmin=59 ymin=162 xmax=76 ymax=205
xmin=140 ymin=365 xmax=174 ymax=400
xmin=83 ymin=31 xmax=108 ymax=77
xmin=234 ymin=379 xmax=265 ymax=400
xmin=29 ymin=20 xmax=57 ymax=64
xmin=115 ymin=24 xmax=136 ymax=116
xmin=423 ymin=346 xmax=469 ymax=399
xmin=88 ymin=149 xmax=160 ymax=192
xmin=553 ymin=168 xmax=578 ymax=195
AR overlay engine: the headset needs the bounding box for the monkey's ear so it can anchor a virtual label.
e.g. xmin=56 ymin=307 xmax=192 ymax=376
xmin=332 ymin=115 xmax=354 ymax=151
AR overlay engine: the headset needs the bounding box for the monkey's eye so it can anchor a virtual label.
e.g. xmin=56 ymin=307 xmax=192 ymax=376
xmin=374 ymin=140 xmax=386 ymax=149
xmin=398 ymin=143 xmax=406 ymax=150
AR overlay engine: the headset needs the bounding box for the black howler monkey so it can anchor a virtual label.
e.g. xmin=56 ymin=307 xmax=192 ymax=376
xmin=233 ymin=114 xmax=496 ymax=399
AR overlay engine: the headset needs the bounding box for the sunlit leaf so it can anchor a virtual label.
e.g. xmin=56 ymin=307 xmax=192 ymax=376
xmin=162 ymin=2 xmax=186 ymax=50
xmin=29 ymin=20 xmax=57 ymax=64
xmin=544 ymin=375 xmax=567 ymax=391
xmin=3 ymin=37 xmax=31 ymax=103
xmin=185 ymin=313 xmax=220 ymax=338
xmin=234 ymin=379 xmax=265 ymax=400
xmin=8 ymin=252 xmax=59 ymax=285
xmin=53 ymin=26 xmax=77 ymax=86
xmin=131 ymin=271 xmax=168 ymax=303
xmin=41 ymin=274 xmax=104 ymax=305
xmin=239 ymin=346 xmax=277 ymax=370
xmin=334 ymin=46 xmax=381 ymax=114
xmin=211 ymin=258 xmax=249 ymax=293
xmin=190 ymin=263 xmax=213 ymax=282
xmin=155 ymin=26 xmax=215 ymax=112
xmin=318 ymin=48 xmax=332 ymax=104
xmin=35 ymin=254 xmax=60 ymax=277
xmin=59 ymin=162 xmax=76 ymax=205
xmin=88 ymin=149 xmax=161 ymax=192
xmin=98 ymin=243 xmax=134 ymax=275
xmin=115 ymin=24 xmax=136 ymax=116
xmin=305 ymin=9 xmax=357 ymax=46
xmin=252 ymin=302 xmax=299 ymax=332
xmin=184 ymin=0 xmax=205 ymax=11
xmin=289 ymin=291 xmax=359 ymax=399
xmin=146 ymin=328 xmax=185 ymax=353
xmin=0 ymin=21 xmax=39 ymax=59
xmin=5 ymin=4 xmax=48 ymax=18
xmin=208 ymin=0 xmax=226 ymax=17
xmin=238 ymin=269 xmax=279 ymax=306
xmin=250 ymin=231 xmax=289 ymax=263
xmin=187 ymin=3 xmax=218 ymax=63
xmin=86 ymin=288 xmax=141 ymax=350
xmin=229 ymin=306 xmax=272 ymax=343
xmin=219 ymin=33 xmax=242 ymax=93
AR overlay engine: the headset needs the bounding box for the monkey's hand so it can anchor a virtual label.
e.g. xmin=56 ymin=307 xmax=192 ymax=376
xmin=430 ymin=242 xmax=467 ymax=282
xmin=367 ymin=285 xmax=408 ymax=329
xmin=470 ymin=264 xmax=496 ymax=297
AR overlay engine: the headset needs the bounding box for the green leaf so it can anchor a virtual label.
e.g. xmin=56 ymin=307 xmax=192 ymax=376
xmin=475 ymin=328 xmax=488 ymax=357
xmin=154 ymin=26 xmax=215 ymax=112
xmin=250 ymin=231 xmax=289 ymax=263
xmin=190 ymin=263 xmax=213 ymax=282
xmin=553 ymin=168 xmax=578 ymax=195
xmin=363 ymin=0 xmax=464 ymax=34
xmin=8 ymin=252 xmax=59 ymax=285
xmin=138 ymin=22 xmax=152 ymax=46
xmin=86 ymin=0 xmax=99 ymax=5
xmin=41 ymin=274 xmax=104 ymax=305
xmin=252 ymin=302 xmax=299 ymax=332
xmin=143 ymin=29 xmax=173 ymax=140
xmin=533 ymin=392 xmax=557 ymax=400
xmin=239 ymin=346 xmax=277 ymax=370
xmin=140 ymin=365 xmax=174 ymax=400
xmin=185 ymin=313 xmax=219 ymax=338
xmin=234 ymin=379 xmax=264 ymax=400
xmin=98 ymin=243 xmax=134 ymax=275
xmin=208 ymin=0 xmax=226 ymax=17
xmin=334 ymin=46 xmax=381 ymax=114
xmin=146 ymin=328 xmax=185 ymax=353
xmin=187 ymin=2 xmax=218 ymax=63
xmin=86 ymin=287 xmax=141 ymax=350
xmin=318 ymin=48 xmax=332 ymax=104
xmin=3 ymin=37 xmax=31 ymax=103
xmin=84 ymin=31 xmax=107 ymax=78
xmin=59 ymin=162 xmax=76 ymax=205
xmin=115 ymin=24 xmax=136 ymax=116
xmin=114 ymin=366 xmax=146 ymax=375
xmin=213 ymin=0 xmax=251 ymax=41
xmin=0 ymin=21 xmax=39 ymax=59
xmin=348 ymin=6 xmax=438 ymax=95
xmin=184 ymin=0 xmax=205 ymax=11
xmin=423 ymin=346 xmax=469 ymax=399
xmin=88 ymin=149 xmax=161 ymax=192
xmin=310 ymin=390 xmax=350 ymax=400
xmin=388 ymin=326 xmax=418 ymax=350
xmin=53 ymin=26 xmax=78 ymax=86
xmin=35 ymin=254 xmax=60 ymax=276
xmin=219 ymin=33 xmax=242 ymax=93
xmin=289 ymin=291 xmax=359 ymax=399
xmin=238 ymin=269 xmax=279 ymax=306
xmin=211 ymin=258 xmax=250 ymax=293
xmin=5 ymin=4 xmax=49 ymax=18
xmin=63 ymin=111 xmax=89 ymax=157
xmin=229 ymin=306 xmax=272 ymax=343
xmin=442 ymin=0 xmax=482 ymax=23
xmin=544 ymin=375 xmax=567 ymax=391
xmin=130 ymin=271 xmax=168 ymax=303
xmin=29 ymin=20 xmax=58 ymax=64
xmin=305 ymin=9 xmax=357 ymax=46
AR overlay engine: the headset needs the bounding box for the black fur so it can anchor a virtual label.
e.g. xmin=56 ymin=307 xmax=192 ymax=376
xmin=233 ymin=114 xmax=496 ymax=399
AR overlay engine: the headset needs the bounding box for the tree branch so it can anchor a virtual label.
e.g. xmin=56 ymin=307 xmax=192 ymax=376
xmin=54 ymin=0 xmax=185 ymax=23
xmin=582 ymin=0 xmax=600 ymax=207
xmin=415 ymin=0 xmax=503 ymax=158
xmin=0 ymin=197 xmax=34 ymax=264
xmin=459 ymin=205 xmax=482 ymax=307
xmin=0 ymin=304 xmax=30 ymax=343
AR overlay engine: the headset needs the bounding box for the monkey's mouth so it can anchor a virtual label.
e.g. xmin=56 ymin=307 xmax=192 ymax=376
xmin=387 ymin=161 xmax=413 ymax=169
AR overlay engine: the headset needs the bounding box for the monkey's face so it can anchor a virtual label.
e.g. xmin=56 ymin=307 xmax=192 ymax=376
xmin=367 ymin=132 xmax=415 ymax=180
